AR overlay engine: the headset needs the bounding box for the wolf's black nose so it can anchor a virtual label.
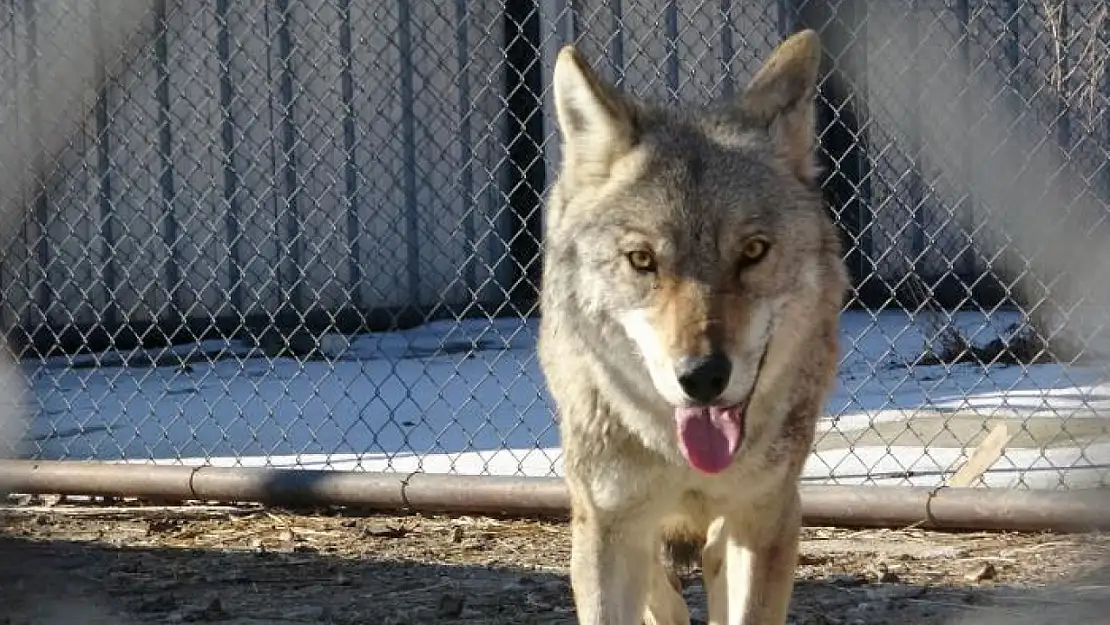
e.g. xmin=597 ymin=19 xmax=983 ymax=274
xmin=675 ymin=353 xmax=732 ymax=404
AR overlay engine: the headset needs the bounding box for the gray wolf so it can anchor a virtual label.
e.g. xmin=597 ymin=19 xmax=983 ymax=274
xmin=536 ymin=29 xmax=848 ymax=625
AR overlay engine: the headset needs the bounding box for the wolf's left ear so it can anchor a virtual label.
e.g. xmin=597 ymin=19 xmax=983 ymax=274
xmin=552 ymin=45 xmax=640 ymax=186
xmin=737 ymin=29 xmax=823 ymax=184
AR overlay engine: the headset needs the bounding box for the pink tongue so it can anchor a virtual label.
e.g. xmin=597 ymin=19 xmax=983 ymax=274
xmin=675 ymin=405 xmax=744 ymax=474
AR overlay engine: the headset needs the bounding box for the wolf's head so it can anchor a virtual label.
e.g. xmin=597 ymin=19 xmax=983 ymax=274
xmin=545 ymin=30 xmax=847 ymax=475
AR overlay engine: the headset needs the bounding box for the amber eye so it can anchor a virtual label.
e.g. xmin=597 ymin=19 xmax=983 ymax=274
xmin=739 ymin=237 xmax=770 ymax=266
xmin=626 ymin=250 xmax=657 ymax=273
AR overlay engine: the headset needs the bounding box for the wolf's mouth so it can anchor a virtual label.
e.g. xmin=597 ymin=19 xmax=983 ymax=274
xmin=674 ymin=337 xmax=771 ymax=475
xmin=675 ymin=403 xmax=745 ymax=474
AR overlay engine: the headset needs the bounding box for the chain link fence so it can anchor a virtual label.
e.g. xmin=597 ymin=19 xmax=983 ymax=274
xmin=0 ymin=0 xmax=1108 ymax=493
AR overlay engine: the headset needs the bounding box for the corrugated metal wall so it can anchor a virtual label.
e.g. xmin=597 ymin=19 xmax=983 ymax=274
xmin=0 ymin=0 xmax=514 ymax=353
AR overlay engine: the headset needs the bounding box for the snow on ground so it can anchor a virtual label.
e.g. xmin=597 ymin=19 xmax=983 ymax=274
xmin=16 ymin=308 xmax=1110 ymax=490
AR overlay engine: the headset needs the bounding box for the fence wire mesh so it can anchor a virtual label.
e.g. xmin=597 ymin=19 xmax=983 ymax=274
xmin=0 ymin=0 xmax=1108 ymax=491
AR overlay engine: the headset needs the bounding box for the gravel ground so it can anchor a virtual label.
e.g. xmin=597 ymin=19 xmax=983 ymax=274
xmin=2 ymin=497 xmax=1110 ymax=625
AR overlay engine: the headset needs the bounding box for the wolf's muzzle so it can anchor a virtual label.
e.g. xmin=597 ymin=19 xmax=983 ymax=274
xmin=674 ymin=352 xmax=732 ymax=404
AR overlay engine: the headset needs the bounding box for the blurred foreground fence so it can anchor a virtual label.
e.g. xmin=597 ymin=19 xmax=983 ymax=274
xmin=0 ymin=0 xmax=1109 ymax=495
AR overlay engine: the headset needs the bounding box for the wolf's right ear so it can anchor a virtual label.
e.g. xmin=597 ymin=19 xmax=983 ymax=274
xmin=552 ymin=45 xmax=639 ymax=186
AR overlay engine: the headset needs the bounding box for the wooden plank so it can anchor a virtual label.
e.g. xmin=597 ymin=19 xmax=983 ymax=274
xmin=948 ymin=423 xmax=1013 ymax=488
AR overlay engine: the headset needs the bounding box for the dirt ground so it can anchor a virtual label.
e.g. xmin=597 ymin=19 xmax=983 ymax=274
xmin=2 ymin=497 xmax=1110 ymax=625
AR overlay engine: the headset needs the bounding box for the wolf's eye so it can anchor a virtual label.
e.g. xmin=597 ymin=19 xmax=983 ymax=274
xmin=738 ymin=237 xmax=770 ymax=267
xmin=626 ymin=250 xmax=657 ymax=273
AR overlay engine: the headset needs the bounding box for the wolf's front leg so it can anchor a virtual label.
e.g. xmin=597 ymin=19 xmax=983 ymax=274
xmin=568 ymin=506 xmax=658 ymax=625
xmin=703 ymin=491 xmax=801 ymax=625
